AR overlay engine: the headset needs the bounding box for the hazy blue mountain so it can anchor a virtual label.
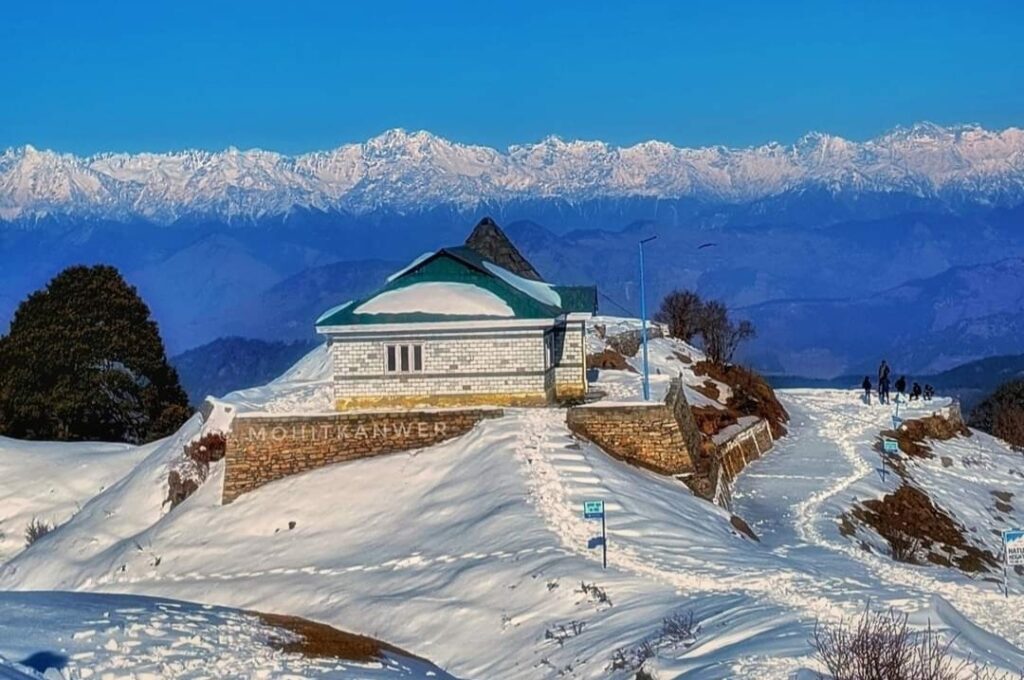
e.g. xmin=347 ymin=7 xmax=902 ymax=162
xmin=222 ymin=258 xmax=401 ymax=343
xmin=171 ymin=337 xmax=319 ymax=405
xmin=741 ymin=258 xmax=1024 ymax=378
xmin=769 ymin=353 xmax=1024 ymax=413
xmin=2 ymin=124 xmax=1024 ymax=376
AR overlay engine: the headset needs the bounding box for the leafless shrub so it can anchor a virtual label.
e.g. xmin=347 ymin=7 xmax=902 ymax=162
xmin=890 ymin=532 xmax=923 ymax=563
xmin=661 ymin=610 xmax=700 ymax=646
xmin=544 ymin=620 xmax=586 ymax=646
xmin=655 ymin=289 xmax=704 ymax=343
xmin=607 ymin=609 xmax=701 ymax=673
xmin=24 ymin=518 xmax=54 ymax=546
xmin=812 ymin=606 xmax=1021 ymax=680
xmin=608 ymin=641 xmax=655 ymax=671
xmin=577 ymin=581 xmax=612 ymax=607
xmin=698 ymin=300 xmax=756 ymax=366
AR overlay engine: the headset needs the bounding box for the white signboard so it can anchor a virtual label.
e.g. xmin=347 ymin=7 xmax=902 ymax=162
xmin=1005 ymin=530 xmax=1024 ymax=566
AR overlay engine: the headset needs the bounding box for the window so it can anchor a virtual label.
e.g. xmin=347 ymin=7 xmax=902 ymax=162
xmin=385 ymin=343 xmax=423 ymax=373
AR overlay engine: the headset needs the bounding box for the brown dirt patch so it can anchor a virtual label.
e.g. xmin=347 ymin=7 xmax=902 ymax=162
xmin=730 ymin=514 xmax=759 ymax=541
xmin=256 ymin=612 xmax=422 ymax=664
xmin=692 ymin=380 xmax=721 ymax=402
xmin=672 ymin=351 xmax=693 ymax=365
xmin=693 ymin=361 xmax=789 ymax=438
xmin=587 ymin=349 xmax=636 ymax=372
xmin=166 ymin=432 xmax=228 ymax=509
xmin=991 ymin=490 xmax=1014 ymax=514
xmin=882 ymin=414 xmax=970 ymax=459
xmin=849 ymin=484 xmax=998 ymax=573
xmin=691 ymin=406 xmax=737 ymax=436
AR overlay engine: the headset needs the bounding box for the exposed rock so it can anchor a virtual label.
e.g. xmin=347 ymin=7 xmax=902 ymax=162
xmin=464 ymin=217 xmax=543 ymax=281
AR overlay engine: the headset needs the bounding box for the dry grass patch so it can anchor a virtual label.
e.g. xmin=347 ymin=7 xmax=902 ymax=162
xmin=849 ymin=485 xmax=998 ymax=573
xmin=882 ymin=414 xmax=971 ymax=459
xmin=587 ymin=349 xmax=636 ymax=372
xmin=693 ymin=361 xmax=789 ymax=438
xmin=256 ymin=612 xmax=422 ymax=664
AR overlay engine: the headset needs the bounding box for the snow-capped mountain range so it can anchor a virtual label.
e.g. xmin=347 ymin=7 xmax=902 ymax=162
xmin=2 ymin=122 xmax=1023 ymax=223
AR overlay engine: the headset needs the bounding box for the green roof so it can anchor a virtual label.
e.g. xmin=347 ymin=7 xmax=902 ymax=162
xmin=316 ymin=246 xmax=596 ymax=328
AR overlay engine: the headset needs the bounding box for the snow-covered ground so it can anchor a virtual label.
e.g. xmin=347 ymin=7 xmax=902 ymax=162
xmin=2 ymin=341 xmax=1024 ymax=678
xmin=0 ymin=438 xmax=149 ymax=564
xmin=0 ymin=591 xmax=452 ymax=679
xmin=586 ymin=316 xmax=732 ymax=409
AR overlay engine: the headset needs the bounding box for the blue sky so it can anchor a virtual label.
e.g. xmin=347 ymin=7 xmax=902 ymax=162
xmin=3 ymin=0 xmax=1022 ymax=154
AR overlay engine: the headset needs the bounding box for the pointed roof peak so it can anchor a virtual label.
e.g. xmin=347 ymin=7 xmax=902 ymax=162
xmin=464 ymin=217 xmax=544 ymax=282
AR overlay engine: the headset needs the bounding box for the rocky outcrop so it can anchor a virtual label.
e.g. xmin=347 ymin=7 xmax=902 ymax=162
xmin=464 ymin=217 xmax=543 ymax=281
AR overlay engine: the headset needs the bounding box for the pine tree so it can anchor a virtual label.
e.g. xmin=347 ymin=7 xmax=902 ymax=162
xmin=0 ymin=265 xmax=191 ymax=443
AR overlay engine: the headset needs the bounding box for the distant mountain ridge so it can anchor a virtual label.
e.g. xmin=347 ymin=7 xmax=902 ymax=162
xmin=3 ymin=122 xmax=1024 ymax=223
xmin=739 ymin=258 xmax=1024 ymax=377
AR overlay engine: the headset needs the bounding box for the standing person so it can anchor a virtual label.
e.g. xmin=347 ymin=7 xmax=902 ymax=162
xmin=877 ymin=360 xmax=891 ymax=405
xmin=895 ymin=375 xmax=907 ymax=396
xmin=910 ymin=382 xmax=922 ymax=401
xmin=862 ymin=376 xmax=872 ymax=405
xmin=924 ymin=384 xmax=934 ymax=401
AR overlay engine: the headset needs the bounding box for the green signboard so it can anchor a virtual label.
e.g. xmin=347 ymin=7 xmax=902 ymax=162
xmin=583 ymin=500 xmax=605 ymax=520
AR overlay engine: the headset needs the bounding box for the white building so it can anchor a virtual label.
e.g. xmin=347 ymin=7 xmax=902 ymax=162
xmin=315 ymin=221 xmax=596 ymax=409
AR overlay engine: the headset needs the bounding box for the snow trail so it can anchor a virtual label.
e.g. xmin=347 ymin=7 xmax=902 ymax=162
xmin=512 ymin=408 xmax=867 ymax=623
xmin=512 ymin=398 xmax=1024 ymax=672
xmin=734 ymin=390 xmax=1024 ymax=664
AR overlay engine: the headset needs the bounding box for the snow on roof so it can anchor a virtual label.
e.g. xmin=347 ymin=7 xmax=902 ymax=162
xmin=482 ymin=260 xmax=561 ymax=308
xmin=353 ymin=281 xmax=515 ymax=317
xmin=385 ymin=251 xmax=434 ymax=283
xmin=315 ymin=300 xmax=352 ymax=325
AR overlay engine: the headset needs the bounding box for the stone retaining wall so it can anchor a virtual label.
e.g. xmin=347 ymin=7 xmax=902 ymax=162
xmin=706 ymin=419 xmax=774 ymax=509
xmin=223 ymin=407 xmax=502 ymax=503
xmin=565 ymin=379 xmax=701 ymax=475
xmin=567 ymin=378 xmax=776 ymax=509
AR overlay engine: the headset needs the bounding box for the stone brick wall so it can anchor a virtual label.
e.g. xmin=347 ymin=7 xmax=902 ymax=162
xmin=223 ymin=407 xmax=502 ymax=503
xmin=553 ymin=320 xmax=587 ymax=401
xmin=567 ymin=378 xmax=775 ymax=509
xmin=565 ymin=379 xmax=698 ymax=475
xmin=706 ymin=419 xmax=774 ymax=509
xmin=328 ymin=327 xmax=550 ymax=408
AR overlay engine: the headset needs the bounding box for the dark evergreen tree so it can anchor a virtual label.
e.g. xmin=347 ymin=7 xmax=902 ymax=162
xmin=0 ymin=265 xmax=191 ymax=443
xmin=969 ymin=379 xmax=1024 ymax=450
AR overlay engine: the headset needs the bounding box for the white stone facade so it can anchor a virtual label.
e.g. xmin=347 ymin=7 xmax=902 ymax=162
xmin=326 ymin=320 xmax=587 ymax=407
xmin=552 ymin=320 xmax=586 ymax=397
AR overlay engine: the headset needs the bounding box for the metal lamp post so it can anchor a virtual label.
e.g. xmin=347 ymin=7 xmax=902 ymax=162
xmin=639 ymin=235 xmax=657 ymax=400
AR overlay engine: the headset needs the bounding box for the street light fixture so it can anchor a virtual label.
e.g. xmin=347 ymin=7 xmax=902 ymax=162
xmin=639 ymin=235 xmax=657 ymax=400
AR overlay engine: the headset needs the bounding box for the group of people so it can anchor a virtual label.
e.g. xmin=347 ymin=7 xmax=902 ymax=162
xmin=861 ymin=360 xmax=934 ymax=405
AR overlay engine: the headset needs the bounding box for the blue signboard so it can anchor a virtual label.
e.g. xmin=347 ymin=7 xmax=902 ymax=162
xmin=583 ymin=500 xmax=608 ymax=568
xmin=883 ymin=438 xmax=899 ymax=455
xmin=583 ymin=500 xmax=605 ymax=520
xmin=1005 ymin=530 xmax=1024 ymax=566
xmin=1003 ymin=529 xmax=1024 ymax=597
xmin=892 ymin=416 xmax=903 ymax=429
